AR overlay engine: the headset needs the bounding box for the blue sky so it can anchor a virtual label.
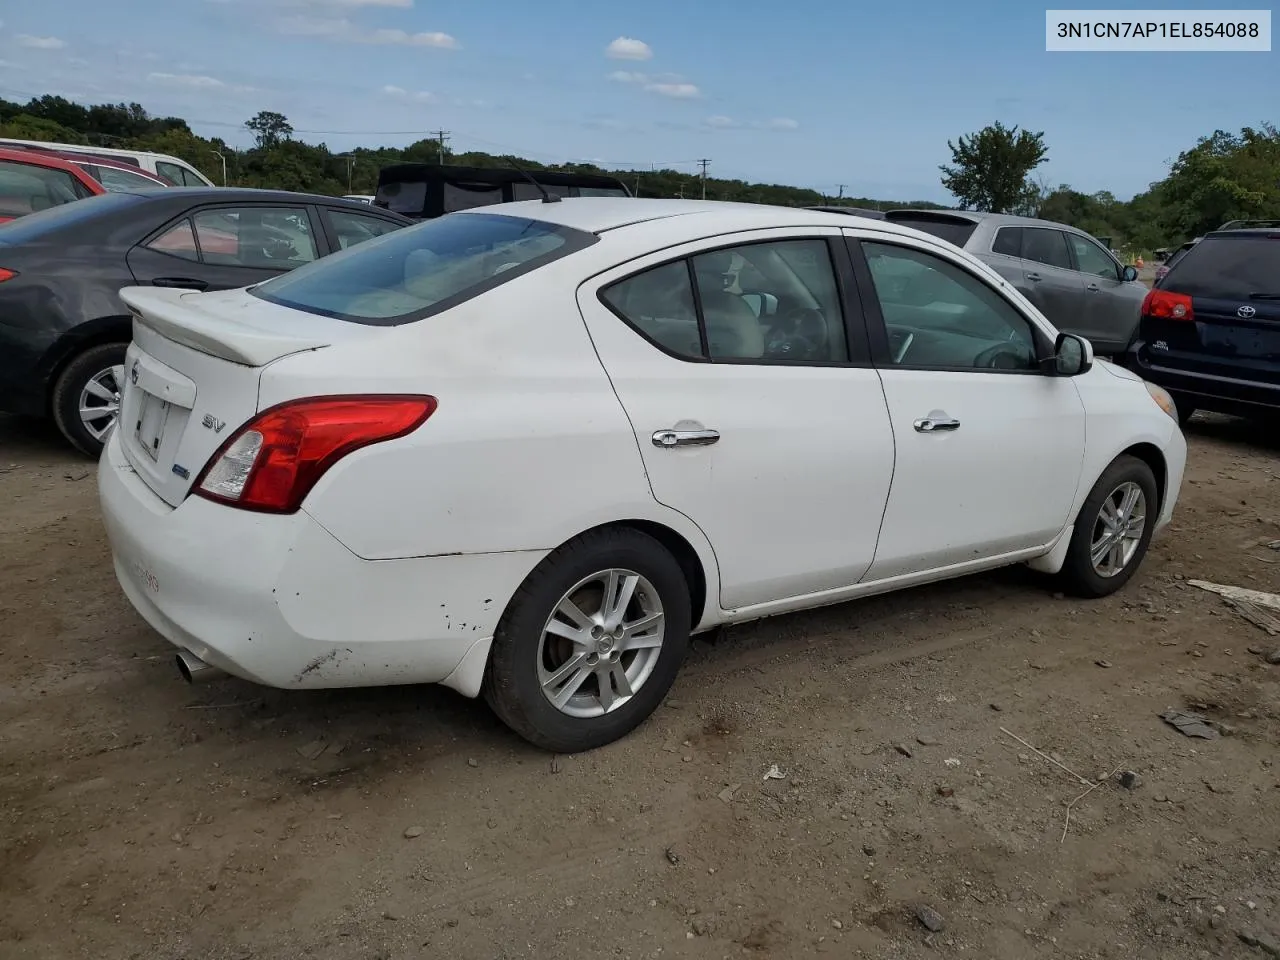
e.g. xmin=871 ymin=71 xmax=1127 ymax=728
xmin=0 ymin=0 xmax=1275 ymax=203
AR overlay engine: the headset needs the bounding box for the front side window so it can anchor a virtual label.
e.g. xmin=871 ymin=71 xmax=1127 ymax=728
xmin=252 ymin=212 xmax=595 ymax=325
xmin=601 ymin=238 xmax=849 ymax=363
xmin=1066 ymin=233 xmax=1120 ymax=280
xmin=862 ymin=242 xmax=1037 ymax=371
xmin=156 ymin=162 xmax=186 ymax=186
xmin=192 ymin=207 xmax=318 ymax=268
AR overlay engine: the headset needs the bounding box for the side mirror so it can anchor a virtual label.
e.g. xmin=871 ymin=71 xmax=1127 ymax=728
xmin=1046 ymin=332 xmax=1093 ymax=376
xmin=1122 ymin=265 xmax=1139 ymax=282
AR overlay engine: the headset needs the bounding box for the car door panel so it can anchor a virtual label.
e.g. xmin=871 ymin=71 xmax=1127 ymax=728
xmin=1017 ymin=227 xmax=1086 ymax=333
xmin=576 ymin=227 xmax=896 ymax=612
xmin=846 ymin=230 xmax=1086 ymax=580
xmin=1065 ymin=231 xmax=1144 ymax=352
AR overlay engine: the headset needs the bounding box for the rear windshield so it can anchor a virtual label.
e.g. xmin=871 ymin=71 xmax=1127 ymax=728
xmin=1161 ymin=234 xmax=1280 ymax=299
xmin=0 ymin=191 xmax=144 ymax=243
xmin=251 ymin=212 xmax=597 ymax=325
xmin=883 ymin=213 xmax=978 ymax=248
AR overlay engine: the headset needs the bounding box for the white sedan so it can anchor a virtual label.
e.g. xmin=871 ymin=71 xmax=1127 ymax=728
xmin=99 ymin=198 xmax=1187 ymax=752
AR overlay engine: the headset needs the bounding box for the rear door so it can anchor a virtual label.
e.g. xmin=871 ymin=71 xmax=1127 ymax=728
xmin=1150 ymin=233 xmax=1280 ymax=380
xmin=127 ymin=202 xmax=323 ymax=292
xmin=577 ymin=227 xmax=896 ymax=611
xmin=1017 ymin=227 xmax=1086 ymax=331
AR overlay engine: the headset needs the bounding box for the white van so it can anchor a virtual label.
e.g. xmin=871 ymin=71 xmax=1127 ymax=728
xmin=0 ymin=138 xmax=214 ymax=187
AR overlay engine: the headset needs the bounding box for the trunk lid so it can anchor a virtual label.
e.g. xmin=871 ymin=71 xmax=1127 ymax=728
xmin=116 ymin=286 xmax=355 ymax=507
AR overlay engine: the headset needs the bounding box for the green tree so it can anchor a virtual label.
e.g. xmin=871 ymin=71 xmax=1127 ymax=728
xmin=939 ymin=121 xmax=1049 ymax=213
xmin=1159 ymin=125 xmax=1280 ymax=236
xmin=245 ymin=111 xmax=293 ymax=150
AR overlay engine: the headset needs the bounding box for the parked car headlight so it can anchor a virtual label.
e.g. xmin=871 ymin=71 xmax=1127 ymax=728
xmin=1145 ymin=382 xmax=1178 ymax=423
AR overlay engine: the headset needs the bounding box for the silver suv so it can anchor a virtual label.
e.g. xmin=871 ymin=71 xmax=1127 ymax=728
xmin=881 ymin=210 xmax=1147 ymax=356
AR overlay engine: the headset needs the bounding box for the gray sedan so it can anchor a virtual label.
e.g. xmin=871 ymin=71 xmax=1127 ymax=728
xmin=875 ymin=210 xmax=1147 ymax=356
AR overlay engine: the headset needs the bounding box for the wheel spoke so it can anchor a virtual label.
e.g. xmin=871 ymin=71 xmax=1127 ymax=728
xmin=1118 ymin=484 xmax=1141 ymax=522
xmin=602 ymin=572 xmax=639 ymax=629
xmin=1099 ymin=498 xmax=1121 ymax=530
xmin=83 ymin=378 xmax=116 ymax=402
xmin=555 ymin=596 xmax=596 ymax=634
xmin=80 ymin=402 xmax=119 ymax=420
xmin=597 ymin=662 xmax=634 ymax=713
xmin=544 ymin=617 xmax=589 ymax=645
xmin=1108 ymin=540 xmax=1125 ymax=572
xmin=620 ymin=612 xmax=664 ymax=650
xmin=543 ymin=653 xmax=592 ymax=708
xmin=1091 ymin=537 xmax=1113 ymax=568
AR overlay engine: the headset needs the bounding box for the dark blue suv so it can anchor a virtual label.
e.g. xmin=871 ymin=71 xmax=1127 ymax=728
xmin=1125 ymin=228 xmax=1280 ymax=424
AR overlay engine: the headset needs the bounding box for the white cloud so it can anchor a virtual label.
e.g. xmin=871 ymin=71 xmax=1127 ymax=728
xmin=705 ymin=115 xmax=740 ymax=129
xmin=277 ymin=15 xmax=457 ymax=47
xmin=380 ymin=84 xmax=435 ymax=102
xmin=18 ymin=35 xmax=67 ymax=50
xmin=148 ymin=72 xmax=256 ymax=95
xmin=606 ymin=36 xmax=653 ymax=60
xmin=646 ymin=82 xmax=700 ymax=99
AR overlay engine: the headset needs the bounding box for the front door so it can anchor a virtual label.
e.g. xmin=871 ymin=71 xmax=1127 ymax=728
xmin=1065 ymin=230 xmax=1144 ymax=352
xmin=847 ymin=232 xmax=1086 ymax=581
xmin=577 ymin=228 xmax=896 ymax=611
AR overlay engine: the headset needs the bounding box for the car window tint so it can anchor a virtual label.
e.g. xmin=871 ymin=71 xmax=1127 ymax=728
xmin=991 ymin=227 xmax=1022 ymax=257
xmin=443 ymin=182 xmax=505 ymax=212
xmin=326 ymin=209 xmax=404 ymax=250
xmin=375 ymin=180 xmax=427 ymax=216
xmin=512 ymin=182 xmax=571 ymax=201
xmin=863 ymin=242 xmax=1037 ymax=371
xmin=180 ymin=167 xmax=205 ymax=186
xmin=1066 ymin=233 xmax=1120 ymax=279
xmin=252 ymin=212 xmax=592 ymax=325
xmin=1022 ymin=228 xmax=1072 ymax=269
xmin=156 ymin=162 xmax=186 ymax=185
xmin=147 ymin=218 xmax=199 ymax=260
xmin=1161 ymin=235 xmax=1280 ymax=299
xmin=693 ymin=239 xmax=848 ymax=362
xmin=94 ymin=165 xmax=162 ymax=193
xmin=0 ymin=160 xmax=83 ymax=218
xmin=192 ymin=207 xmax=318 ymax=268
xmin=882 ymin=214 xmax=977 ymax=248
xmin=601 ymin=261 xmax=704 ymax=359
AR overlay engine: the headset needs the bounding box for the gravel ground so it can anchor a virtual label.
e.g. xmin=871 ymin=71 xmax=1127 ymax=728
xmin=1 ymin=410 xmax=1278 ymax=960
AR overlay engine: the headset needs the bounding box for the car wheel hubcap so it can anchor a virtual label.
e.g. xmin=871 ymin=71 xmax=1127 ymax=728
xmin=1090 ymin=481 xmax=1147 ymax=578
xmin=537 ymin=568 xmax=665 ymax=718
xmin=79 ymin=364 xmax=125 ymax=443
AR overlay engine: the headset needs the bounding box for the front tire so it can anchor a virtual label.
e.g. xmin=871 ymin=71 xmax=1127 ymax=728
xmin=1058 ymin=455 xmax=1159 ymax=598
xmin=51 ymin=343 xmax=128 ymax=458
xmin=484 ymin=527 xmax=692 ymax=753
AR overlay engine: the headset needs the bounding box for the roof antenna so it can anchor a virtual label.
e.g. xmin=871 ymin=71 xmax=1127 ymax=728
xmin=505 ymin=154 xmax=560 ymax=203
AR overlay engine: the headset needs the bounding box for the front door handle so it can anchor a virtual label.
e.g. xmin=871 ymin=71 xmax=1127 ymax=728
xmin=914 ymin=416 xmax=960 ymax=433
xmin=1025 ymin=272 xmax=1043 ymax=282
xmin=652 ymin=428 xmax=720 ymax=448
xmin=1086 ymin=282 xmax=1101 ymax=292
xmin=152 ymin=277 xmax=210 ymax=291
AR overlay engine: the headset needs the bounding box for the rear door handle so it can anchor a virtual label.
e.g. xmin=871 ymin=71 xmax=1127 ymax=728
xmin=652 ymin=428 xmax=720 ymax=448
xmin=913 ymin=417 xmax=960 ymax=433
xmin=152 ymin=277 xmax=210 ymax=291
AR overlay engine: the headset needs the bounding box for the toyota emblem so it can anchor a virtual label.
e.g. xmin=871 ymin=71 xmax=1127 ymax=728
xmin=1237 ymin=305 xmax=1257 ymax=319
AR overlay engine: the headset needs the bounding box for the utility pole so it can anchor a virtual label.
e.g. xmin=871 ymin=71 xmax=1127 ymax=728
xmin=209 ymin=149 xmax=227 ymax=187
xmin=836 ymin=184 xmax=847 ymax=200
xmin=429 ymin=130 xmax=451 ymax=164
xmin=338 ymin=154 xmax=356 ymax=193
xmin=696 ymin=158 xmax=710 ymax=200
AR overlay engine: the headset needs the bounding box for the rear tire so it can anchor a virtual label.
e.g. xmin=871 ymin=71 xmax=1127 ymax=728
xmin=483 ymin=527 xmax=692 ymax=753
xmin=51 ymin=343 xmax=128 ymax=458
xmin=1058 ymin=455 xmax=1159 ymax=599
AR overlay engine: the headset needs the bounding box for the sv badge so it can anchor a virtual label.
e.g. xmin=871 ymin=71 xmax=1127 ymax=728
xmin=201 ymin=413 xmax=226 ymax=434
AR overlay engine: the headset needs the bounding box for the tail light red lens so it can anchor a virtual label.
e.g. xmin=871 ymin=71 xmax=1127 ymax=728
xmin=0 ymin=268 xmax=17 ymax=283
xmin=1141 ymin=288 xmax=1194 ymax=321
xmin=193 ymin=395 xmax=437 ymax=513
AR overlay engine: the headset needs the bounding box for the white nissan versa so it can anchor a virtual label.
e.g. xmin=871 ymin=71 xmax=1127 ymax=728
xmin=99 ymin=198 xmax=1186 ymax=753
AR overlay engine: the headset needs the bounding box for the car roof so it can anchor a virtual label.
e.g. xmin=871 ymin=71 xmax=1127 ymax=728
xmin=110 ymin=186 xmax=414 ymax=214
xmin=0 ymin=146 xmax=90 ymax=173
xmin=885 ymin=209 xmax=1069 ymax=228
xmin=1204 ymin=227 xmax=1280 ymax=238
xmin=452 ymin=197 xmax=924 ymax=237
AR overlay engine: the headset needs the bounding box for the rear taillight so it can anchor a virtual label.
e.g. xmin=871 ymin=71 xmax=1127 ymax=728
xmin=1141 ymin=288 xmax=1194 ymax=321
xmin=0 ymin=268 xmax=17 ymax=283
xmin=193 ymin=395 xmax=437 ymax=513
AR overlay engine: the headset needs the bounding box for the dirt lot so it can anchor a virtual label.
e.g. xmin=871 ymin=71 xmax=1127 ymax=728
xmin=1 ymin=411 xmax=1278 ymax=960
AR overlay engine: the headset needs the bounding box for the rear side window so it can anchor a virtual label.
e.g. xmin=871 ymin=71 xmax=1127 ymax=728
xmin=883 ymin=214 xmax=978 ymax=248
xmin=375 ymin=180 xmax=427 ymax=216
xmin=992 ymin=227 xmax=1022 ymax=257
xmin=325 ymin=208 xmax=404 ymax=250
xmin=443 ymin=181 xmax=505 ymax=211
xmin=0 ymin=159 xmax=85 ymax=219
xmin=0 ymin=191 xmax=143 ymax=243
xmin=251 ymin=212 xmax=596 ymax=325
xmin=1162 ymin=235 xmax=1280 ymax=299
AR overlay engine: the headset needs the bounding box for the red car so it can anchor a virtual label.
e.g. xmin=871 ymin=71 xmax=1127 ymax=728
xmin=0 ymin=147 xmax=105 ymax=223
xmin=5 ymin=144 xmax=175 ymax=191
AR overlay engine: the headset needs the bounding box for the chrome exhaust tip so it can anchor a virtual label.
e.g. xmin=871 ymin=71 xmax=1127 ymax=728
xmin=176 ymin=651 xmax=224 ymax=684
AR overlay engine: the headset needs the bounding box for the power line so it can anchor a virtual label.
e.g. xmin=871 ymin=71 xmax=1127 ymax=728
xmin=428 ymin=129 xmax=450 ymax=164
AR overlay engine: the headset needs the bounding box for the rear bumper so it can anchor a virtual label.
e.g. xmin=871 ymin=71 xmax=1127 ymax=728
xmin=98 ymin=429 xmax=546 ymax=694
xmin=1125 ymin=342 xmax=1280 ymax=416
